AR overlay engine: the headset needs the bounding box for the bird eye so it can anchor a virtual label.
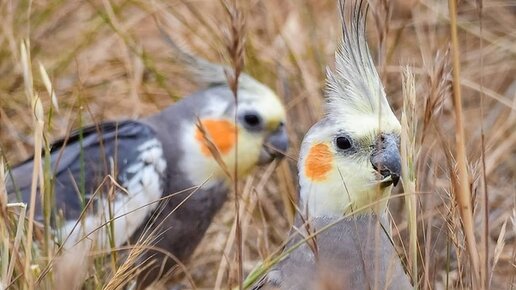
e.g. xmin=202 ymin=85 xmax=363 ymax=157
xmin=241 ymin=111 xmax=263 ymax=130
xmin=335 ymin=136 xmax=352 ymax=150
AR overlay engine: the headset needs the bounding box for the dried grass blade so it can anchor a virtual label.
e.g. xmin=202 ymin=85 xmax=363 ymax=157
xmin=38 ymin=62 xmax=59 ymax=112
xmin=489 ymin=217 xmax=507 ymax=286
xmin=447 ymin=0 xmax=480 ymax=286
xmin=20 ymin=39 xmax=46 ymax=289
xmin=401 ymin=66 xmax=418 ymax=287
xmin=195 ymin=118 xmax=231 ymax=179
xmin=221 ymin=2 xmax=246 ymax=288
xmin=0 ymin=158 xmax=8 ymax=287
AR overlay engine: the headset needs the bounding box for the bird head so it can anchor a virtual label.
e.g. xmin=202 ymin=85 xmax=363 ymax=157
xmin=162 ymin=38 xmax=288 ymax=186
xmin=189 ymin=78 xmax=288 ymax=184
xmin=298 ymin=0 xmax=401 ymax=218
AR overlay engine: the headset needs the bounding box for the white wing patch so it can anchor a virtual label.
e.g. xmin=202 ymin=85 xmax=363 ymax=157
xmin=60 ymin=138 xmax=166 ymax=250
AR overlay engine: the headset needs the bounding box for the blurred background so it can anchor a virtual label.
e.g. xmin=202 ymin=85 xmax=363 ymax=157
xmin=0 ymin=0 xmax=514 ymax=289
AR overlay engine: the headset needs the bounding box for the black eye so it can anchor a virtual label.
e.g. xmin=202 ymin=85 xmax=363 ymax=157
xmin=243 ymin=112 xmax=262 ymax=128
xmin=335 ymin=136 xmax=352 ymax=150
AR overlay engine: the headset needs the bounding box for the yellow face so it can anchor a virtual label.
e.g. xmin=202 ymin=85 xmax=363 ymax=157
xmin=182 ymin=85 xmax=287 ymax=186
xmin=298 ymin=113 xmax=401 ymax=218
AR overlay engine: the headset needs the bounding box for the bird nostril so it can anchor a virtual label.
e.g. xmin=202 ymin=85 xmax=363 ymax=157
xmin=380 ymin=169 xmax=391 ymax=178
xmin=371 ymin=161 xmax=389 ymax=177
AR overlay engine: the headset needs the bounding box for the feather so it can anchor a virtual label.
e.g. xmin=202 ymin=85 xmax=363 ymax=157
xmin=325 ymin=0 xmax=394 ymax=120
xmin=159 ymin=26 xmax=275 ymax=98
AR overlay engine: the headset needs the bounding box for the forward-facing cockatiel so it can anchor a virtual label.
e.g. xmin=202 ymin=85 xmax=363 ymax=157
xmin=7 ymin=44 xmax=288 ymax=288
xmin=252 ymin=1 xmax=411 ymax=289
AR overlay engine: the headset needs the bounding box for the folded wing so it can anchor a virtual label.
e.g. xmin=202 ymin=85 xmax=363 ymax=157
xmin=7 ymin=120 xmax=166 ymax=247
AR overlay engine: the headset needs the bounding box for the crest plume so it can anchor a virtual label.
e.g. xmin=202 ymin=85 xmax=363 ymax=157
xmin=159 ymin=27 xmax=272 ymax=96
xmin=326 ymin=0 xmax=394 ymax=119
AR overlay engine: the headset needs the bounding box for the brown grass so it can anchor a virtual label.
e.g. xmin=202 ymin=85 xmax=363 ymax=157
xmin=401 ymin=66 xmax=418 ymax=286
xmin=448 ymin=0 xmax=480 ymax=286
xmin=0 ymin=0 xmax=514 ymax=289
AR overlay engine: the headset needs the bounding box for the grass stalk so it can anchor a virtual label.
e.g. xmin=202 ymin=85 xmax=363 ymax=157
xmin=447 ymin=0 xmax=481 ymax=286
xmin=476 ymin=1 xmax=490 ymax=288
xmin=21 ymin=39 xmax=45 ymax=290
xmin=221 ymin=1 xmax=246 ymax=288
xmin=0 ymin=157 xmax=9 ymax=287
xmin=37 ymin=62 xmax=56 ymax=289
xmin=91 ymin=0 xmax=175 ymax=98
xmin=401 ymin=67 xmax=418 ymax=288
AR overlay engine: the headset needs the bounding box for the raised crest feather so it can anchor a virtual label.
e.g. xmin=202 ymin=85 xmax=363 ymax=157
xmin=326 ymin=0 xmax=394 ymax=119
xmin=159 ymin=26 xmax=274 ymax=98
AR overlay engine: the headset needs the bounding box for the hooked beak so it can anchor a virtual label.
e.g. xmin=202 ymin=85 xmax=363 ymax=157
xmin=258 ymin=124 xmax=289 ymax=165
xmin=370 ymin=134 xmax=401 ymax=187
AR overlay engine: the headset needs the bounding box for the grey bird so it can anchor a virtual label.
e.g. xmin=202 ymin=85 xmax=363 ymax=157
xmin=7 ymin=46 xmax=288 ymax=288
xmin=251 ymin=1 xmax=411 ymax=289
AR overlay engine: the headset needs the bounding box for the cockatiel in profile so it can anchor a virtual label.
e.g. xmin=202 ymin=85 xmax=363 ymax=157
xmin=7 ymin=43 xmax=288 ymax=288
xmin=252 ymin=1 xmax=411 ymax=289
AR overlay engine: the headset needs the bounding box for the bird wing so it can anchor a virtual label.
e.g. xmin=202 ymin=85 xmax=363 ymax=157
xmin=6 ymin=120 xmax=166 ymax=228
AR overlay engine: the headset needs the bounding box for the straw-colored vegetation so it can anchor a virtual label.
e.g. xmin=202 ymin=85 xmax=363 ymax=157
xmin=0 ymin=0 xmax=514 ymax=289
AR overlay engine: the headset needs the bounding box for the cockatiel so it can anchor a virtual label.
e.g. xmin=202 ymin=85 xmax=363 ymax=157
xmin=6 ymin=45 xmax=288 ymax=288
xmin=251 ymin=1 xmax=411 ymax=289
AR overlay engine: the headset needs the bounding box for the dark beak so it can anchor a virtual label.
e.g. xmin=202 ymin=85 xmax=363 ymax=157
xmin=258 ymin=124 xmax=288 ymax=165
xmin=370 ymin=134 xmax=401 ymax=187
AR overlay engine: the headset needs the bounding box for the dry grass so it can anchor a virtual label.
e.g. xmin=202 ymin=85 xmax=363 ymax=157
xmin=0 ymin=0 xmax=514 ymax=289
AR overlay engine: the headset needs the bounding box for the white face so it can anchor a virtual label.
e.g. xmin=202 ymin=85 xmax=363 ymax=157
xmin=298 ymin=113 xmax=401 ymax=218
xmin=235 ymin=87 xmax=288 ymax=163
xmin=180 ymin=84 xmax=287 ymax=187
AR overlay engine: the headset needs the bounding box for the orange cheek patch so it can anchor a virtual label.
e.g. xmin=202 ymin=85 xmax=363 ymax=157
xmin=195 ymin=119 xmax=237 ymax=156
xmin=305 ymin=143 xmax=333 ymax=181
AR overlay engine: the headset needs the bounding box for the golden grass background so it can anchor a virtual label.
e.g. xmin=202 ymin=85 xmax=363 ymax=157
xmin=0 ymin=0 xmax=514 ymax=289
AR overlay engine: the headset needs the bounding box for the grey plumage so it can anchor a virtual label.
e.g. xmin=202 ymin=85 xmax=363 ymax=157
xmin=7 ymin=121 xmax=163 ymax=225
xmin=133 ymin=88 xmax=244 ymax=287
xmin=253 ymin=216 xmax=412 ymax=290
